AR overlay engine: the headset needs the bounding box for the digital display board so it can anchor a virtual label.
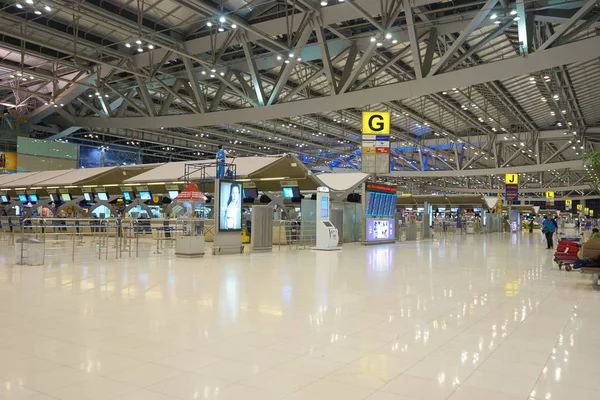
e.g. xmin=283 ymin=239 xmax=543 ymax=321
xmin=60 ymin=193 xmax=72 ymax=202
xmin=365 ymin=192 xmax=396 ymax=217
xmin=18 ymin=194 xmax=27 ymax=202
xmin=219 ymin=181 xmax=242 ymax=231
xmin=168 ymin=190 xmax=179 ymax=200
xmin=321 ymin=196 xmax=329 ymax=218
xmin=28 ymin=194 xmax=38 ymax=203
xmin=123 ymin=192 xmax=133 ymax=201
xmin=366 ymin=219 xmax=395 ymax=241
xmin=1 ymin=195 xmax=9 ymax=203
xmin=83 ymin=193 xmax=93 ymax=201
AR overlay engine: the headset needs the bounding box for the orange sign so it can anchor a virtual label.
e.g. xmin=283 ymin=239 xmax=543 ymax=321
xmin=0 ymin=152 xmax=17 ymax=171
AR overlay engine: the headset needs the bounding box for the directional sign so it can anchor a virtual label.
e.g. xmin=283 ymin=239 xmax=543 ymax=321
xmin=362 ymin=112 xmax=391 ymax=134
xmin=566 ymin=199 xmax=572 ymax=211
xmin=545 ymin=191 xmax=555 ymax=199
xmin=505 ymin=184 xmax=519 ymax=201
xmin=591 ymin=209 xmax=595 ymax=216
xmin=577 ymin=204 xmax=583 ymax=211
xmin=505 ymin=174 xmax=519 ymax=184
xmin=585 ymin=207 xmax=590 ymax=214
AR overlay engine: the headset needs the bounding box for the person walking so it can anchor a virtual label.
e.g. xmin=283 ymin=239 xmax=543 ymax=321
xmin=542 ymin=216 xmax=556 ymax=249
xmin=216 ymin=144 xmax=235 ymax=179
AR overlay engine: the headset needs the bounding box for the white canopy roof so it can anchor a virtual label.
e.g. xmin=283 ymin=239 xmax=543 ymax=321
xmin=316 ymin=172 xmax=369 ymax=192
xmin=0 ymin=171 xmax=43 ymax=188
xmin=37 ymin=166 xmax=117 ymax=186
xmin=124 ymin=156 xmax=282 ymax=183
xmin=1 ymin=169 xmax=75 ymax=188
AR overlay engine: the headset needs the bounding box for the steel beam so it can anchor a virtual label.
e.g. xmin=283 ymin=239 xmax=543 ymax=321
xmin=72 ymin=35 xmax=600 ymax=130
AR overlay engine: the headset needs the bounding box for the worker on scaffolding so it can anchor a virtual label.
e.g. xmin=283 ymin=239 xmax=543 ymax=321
xmin=216 ymin=144 xmax=236 ymax=179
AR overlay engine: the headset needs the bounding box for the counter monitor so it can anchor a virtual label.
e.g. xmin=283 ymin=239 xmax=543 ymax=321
xmin=97 ymin=192 xmax=108 ymax=201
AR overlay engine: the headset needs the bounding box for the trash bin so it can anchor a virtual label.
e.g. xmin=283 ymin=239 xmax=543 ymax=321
xmin=16 ymin=238 xmax=45 ymax=266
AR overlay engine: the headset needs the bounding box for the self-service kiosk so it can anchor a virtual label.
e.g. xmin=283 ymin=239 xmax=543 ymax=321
xmin=314 ymin=187 xmax=340 ymax=250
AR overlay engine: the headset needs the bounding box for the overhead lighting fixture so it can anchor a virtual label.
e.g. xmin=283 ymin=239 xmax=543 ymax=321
xmin=320 ymin=1 xmax=328 ymax=5
xmin=385 ymin=33 xmax=392 ymax=40
xmin=16 ymin=4 xmax=23 ymax=9
xmin=148 ymin=44 xmax=154 ymax=49
xmin=219 ymin=16 xmax=226 ymax=23
xmin=376 ymin=42 xmax=383 ymax=47
xmin=125 ymin=43 xmax=131 ymax=48
xmin=231 ymin=24 xmax=237 ymax=29
xmin=490 ymin=14 xmax=498 ymax=20
xmin=206 ymin=21 xmax=212 ymax=27
xmin=510 ymin=10 xmax=517 ymax=15
xmin=34 ymin=10 xmax=41 ymax=15
xmin=392 ymin=39 xmax=398 ymax=44
xmin=218 ymin=27 xmax=225 ymax=32
xmin=276 ymin=55 xmax=282 ymax=60
xmin=136 ymin=39 xmax=142 ymax=45
xmin=370 ymin=37 xmax=376 ymax=43
xmin=137 ymin=48 xmax=143 ymax=52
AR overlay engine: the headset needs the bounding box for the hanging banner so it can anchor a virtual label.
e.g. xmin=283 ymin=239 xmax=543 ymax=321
xmin=0 ymin=152 xmax=17 ymax=171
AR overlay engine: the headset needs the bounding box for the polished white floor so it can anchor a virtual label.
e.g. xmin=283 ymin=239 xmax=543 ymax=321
xmin=0 ymin=232 xmax=599 ymax=400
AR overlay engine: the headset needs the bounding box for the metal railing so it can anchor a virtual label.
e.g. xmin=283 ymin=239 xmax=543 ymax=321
xmin=0 ymin=217 xmax=204 ymax=265
xmin=274 ymin=220 xmax=317 ymax=250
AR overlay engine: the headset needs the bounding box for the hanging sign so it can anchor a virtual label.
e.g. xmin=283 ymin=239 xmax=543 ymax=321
xmin=505 ymin=174 xmax=519 ymax=184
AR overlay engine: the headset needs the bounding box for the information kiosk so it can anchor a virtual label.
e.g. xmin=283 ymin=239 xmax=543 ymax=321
xmin=314 ymin=187 xmax=340 ymax=250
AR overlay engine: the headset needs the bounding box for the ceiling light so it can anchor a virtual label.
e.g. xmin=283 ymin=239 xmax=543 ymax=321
xmin=376 ymin=42 xmax=383 ymax=47
xmin=219 ymin=71 xmax=225 ymax=76
xmin=385 ymin=33 xmax=392 ymax=40
xmin=219 ymin=16 xmax=226 ymax=23
xmin=147 ymin=44 xmax=154 ymax=49
xmin=210 ymin=74 xmax=215 ymax=77
xmin=16 ymin=4 xmax=23 ymax=9
xmin=206 ymin=21 xmax=212 ymax=27
xmin=34 ymin=10 xmax=41 ymax=15
xmin=136 ymin=39 xmax=142 ymax=45
xmin=490 ymin=14 xmax=498 ymax=20
xmin=277 ymin=55 xmax=282 ymax=60
xmin=231 ymin=24 xmax=237 ymax=29
xmin=137 ymin=48 xmax=143 ymax=52
xmin=218 ymin=27 xmax=224 ymax=32
xmin=514 ymin=16 xmax=520 ymax=21
xmin=125 ymin=43 xmax=131 ymax=48
xmin=370 ymin=37 xmax=376 ymax=43
xmin=297 ymin=57 xmax=302 ymax=61
xmin=320 ymin=1 xmax=328 ymax=5
xmin=494 ymin=20 xmax=501 ymax=24
xmin=284 ymin=60 xmax=290 ymax=64
xmin=392 ymin=39 xmax=398 ymax=44
xmin=44 ymin=5 xmax=51 ymax=11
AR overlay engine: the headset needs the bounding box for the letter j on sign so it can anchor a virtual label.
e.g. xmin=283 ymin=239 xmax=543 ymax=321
xmin=362 ymin=112 xmax=391 ymax=134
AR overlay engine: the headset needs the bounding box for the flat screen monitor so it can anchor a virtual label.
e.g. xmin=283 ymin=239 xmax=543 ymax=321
xmin=438 ymin=208 xmax=446 ymax=212
xmin=218 ymin=181 xmax=242 ymax=231
xmin=123 ymin=192 xmax=133 ymax=201
xmin=474 ymin=207 xmax=481 ymax=212
xmin=60 ymin=193 xmax=72 ymax=202
xmin=417 ymin=207 xmax=425 ymax=212
xmin=97 ymin=192 xmax=108 ymax=201
xmin=242 ymin=188 xmax=258 ymax=199
xmin=450 ymin=208 xmax=458 ymax=212
xmin=18 ymin=194 xmax=27 ymax=202
xmin=28 ymin=194 xmax=38 ymax=203
xmin=0 ymin=195 xmax=9 ymax=203
xmin=282 ymin=187 xmax=294 ymax=199
xmin=366 ymin=219 xmax=395 ymax=241
xmin=168 ymin=190 xmax=179 ymax=200
xmin=405 ymin=207 xmax=413 ymax=212
xmin=139 ymin=191 xmax=151 ymax=201
xmin=83 ymin=192 xmax=92 ymax=202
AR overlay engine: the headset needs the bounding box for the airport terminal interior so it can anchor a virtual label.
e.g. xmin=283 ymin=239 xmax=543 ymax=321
xmin=1 ymin=0 xmax=600 ymax=399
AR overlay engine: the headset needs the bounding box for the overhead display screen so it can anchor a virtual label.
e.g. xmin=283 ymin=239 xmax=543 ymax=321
xmin=366 ymin=219 xmax=395 ymax=241
xmin=18 ymin=194 xmax=28 ymax=202
xmin=83 ymin=193 xmax=92 ymax=201
xmin=1 ymin=195 xmax=9 ymax=203
xmin=219 ymin=180 xmax=242 ymax=231
xmin=123 ymin=192 xmax=133 ymax=201
xmin=168 ymin=190 xmax=179 ymax=200
xmin=60 ymin=193 xmax=72 ymax=202
xmin=28 ymin=194 xmax=39 ymax=203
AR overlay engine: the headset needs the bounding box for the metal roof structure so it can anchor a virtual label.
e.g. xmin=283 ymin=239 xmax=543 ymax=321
xmin=1 ymin=0 xmax=599 ymax=200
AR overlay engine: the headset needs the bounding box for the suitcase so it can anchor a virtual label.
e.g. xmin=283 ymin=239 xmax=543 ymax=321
xmin=554 ymin=240 xmax=580 ymax=271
